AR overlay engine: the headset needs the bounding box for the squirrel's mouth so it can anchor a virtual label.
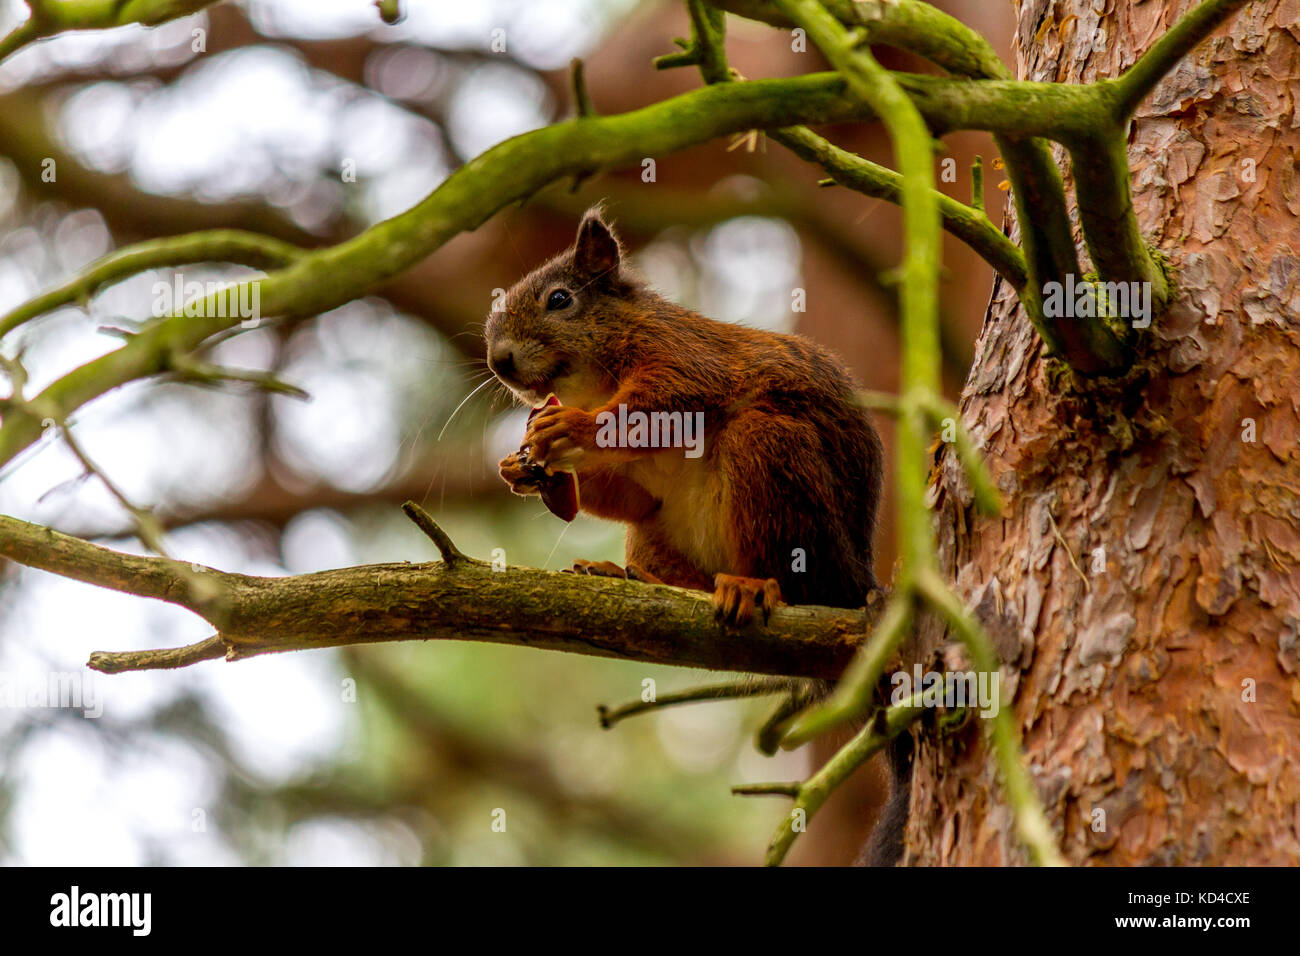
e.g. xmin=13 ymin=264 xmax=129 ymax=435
xmin=496 ymin=359 xmax=569 ymax=405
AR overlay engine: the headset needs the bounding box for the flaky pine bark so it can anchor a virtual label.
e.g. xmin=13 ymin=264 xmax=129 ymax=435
xmin=907 ymin=0 xmax=1300 ymax=864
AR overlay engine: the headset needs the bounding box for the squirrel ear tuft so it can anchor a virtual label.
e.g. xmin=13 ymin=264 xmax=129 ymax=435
xmin=573 ymin=207 xmax=621 ymax=278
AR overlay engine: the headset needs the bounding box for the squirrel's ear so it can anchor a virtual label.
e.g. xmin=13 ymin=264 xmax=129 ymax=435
xmin=573 ymin=209 xmax=621 ymax=278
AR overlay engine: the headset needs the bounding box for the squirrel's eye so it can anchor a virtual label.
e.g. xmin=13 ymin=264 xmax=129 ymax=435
xmin=546 ymin=289 xmax=572 ymax=311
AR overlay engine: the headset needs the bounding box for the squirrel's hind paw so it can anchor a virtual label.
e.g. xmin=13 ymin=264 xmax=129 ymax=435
xmin=568 ymin=559 xmax=627 ymax=578
xmin=568 ymin=559 xmax=662 ymax=583
xmin=712 ymin=574 xmax=782 ymax=627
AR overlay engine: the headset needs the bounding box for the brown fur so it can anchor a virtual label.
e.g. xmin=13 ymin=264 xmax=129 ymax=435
xmin=486 ymin=207 xmax=884 ymax=622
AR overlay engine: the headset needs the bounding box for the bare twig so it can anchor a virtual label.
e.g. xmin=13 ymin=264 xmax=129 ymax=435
xmin=89 ymin=635 xmax=227 ymax=674
xmin=400 ymin=501 xmax=468 ymax=565
xmin=569 ymin=57 xmax=595 ymax=118
xmin=732 ymin=782 xmax=801 ymax=797
xmin=597 ymin=678 xmax=793 ymax=729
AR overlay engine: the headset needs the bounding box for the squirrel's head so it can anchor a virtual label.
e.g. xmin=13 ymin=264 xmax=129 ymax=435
xmin=485 ymin=206 xmax=635 ymax=408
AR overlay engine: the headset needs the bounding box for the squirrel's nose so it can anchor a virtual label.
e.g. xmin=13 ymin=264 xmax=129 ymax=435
xmin=489 ymin=346 xmax=516 ymax=380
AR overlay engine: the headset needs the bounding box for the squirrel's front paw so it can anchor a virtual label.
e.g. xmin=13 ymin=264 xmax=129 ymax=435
xmin=498 ymin=452 xmax=543 ymax=496
xmin=713 ymin=574 xmax=782 ymax=626
xmin=524 ymin=404 xmax=598 ymax=469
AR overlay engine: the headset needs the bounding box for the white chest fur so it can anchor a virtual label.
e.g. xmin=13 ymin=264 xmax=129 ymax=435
xmin=623 ymin=448 xmax=730 ymax=574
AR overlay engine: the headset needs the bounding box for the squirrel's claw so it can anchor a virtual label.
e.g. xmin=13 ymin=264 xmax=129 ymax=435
xmin=712 ymin=574 xmax=782 ymax=627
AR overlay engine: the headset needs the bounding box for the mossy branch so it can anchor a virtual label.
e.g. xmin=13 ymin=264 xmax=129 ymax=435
xmin=1066 ymin=128 xmax=1171 ymax=316
xmin=0 ymin=230 xmax=305 ymax=339
xmin=717 ymin=0 xmax=1091 ymax=366
xmin=0 ymin=0 xmax=219 ymax=64
xmin=717 ymin=0 xmax=1007 ymax=79
xmin=773 ymin=126 xmax=1027 ymax=289
xmin=723 ymin=0 xmax=1249 ymax=374
xmin=764 ymin=693 xmax=925 ymax=866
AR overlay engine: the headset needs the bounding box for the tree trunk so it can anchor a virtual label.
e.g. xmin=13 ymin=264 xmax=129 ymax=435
xmin=906 ymin=0 xmax=1300 ymax=865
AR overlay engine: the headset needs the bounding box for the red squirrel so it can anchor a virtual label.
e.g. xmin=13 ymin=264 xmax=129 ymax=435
xmin=486 ymin=207 xmax=884 ymax=626
xmin=485 ymin=207 xmax=905 ymax=864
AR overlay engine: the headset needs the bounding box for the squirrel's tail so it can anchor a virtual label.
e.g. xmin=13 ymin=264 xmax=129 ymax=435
xmin=857 ymin=730 xmax=914 ymax=867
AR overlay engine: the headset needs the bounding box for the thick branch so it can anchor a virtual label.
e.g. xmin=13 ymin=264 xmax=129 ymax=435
xmin=0 ymin=513 xmax=236 ymax=608
xmin=718 ymin=1 xmax=1009 ymax=79
xmin=1067 ymin=127 xmax=1170 ymax=310
xmin=0 ymin=514 xmax=877 ymax=678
